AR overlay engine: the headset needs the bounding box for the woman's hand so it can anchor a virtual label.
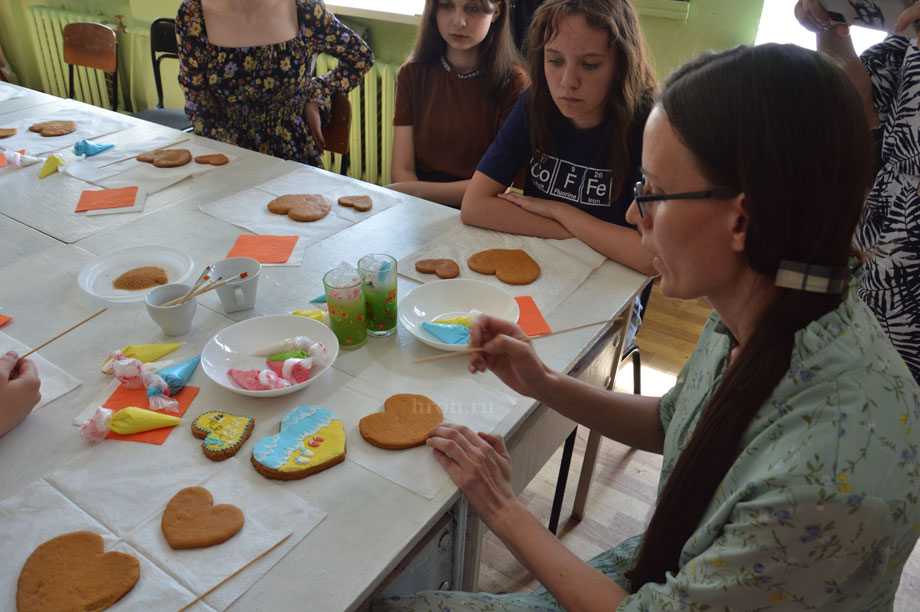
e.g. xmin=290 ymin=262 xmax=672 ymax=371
xmin=427 ymin=424 xmax=518 ymax=522
xmin=305 ymin=100 xmax=325 ymax=152
xmin=896 ymin=4 xmax=920 ymax=38
xmin=468 ymin=314 xmax=553 ymax=399
xmin=497 ymin=191 xmax=560 ymax=221
xmin=0 ymin=351 xmax=40 ymax=436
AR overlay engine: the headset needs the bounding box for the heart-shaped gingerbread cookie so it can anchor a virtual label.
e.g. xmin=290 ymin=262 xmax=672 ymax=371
xmin=192 ymin=411 xmax=254 ymax=461
xmin=28 ymin=120 xmax=77 ymax=137
xmin=415 ymin=258 xmax=460 ymax=279
xmin=267 ymin=194 xmax=331 ymax=222
xmin=17 ymin=531 xmax=139 ymax=612
xmin=137 ymin=149 xmax=192 ymax=168
xmin=251 ymin=405 xmax=346 ymax=480
xmin=467 ymin=248 xmax=540 ymax=285
xmin=338 ymin=195 xmax=373 ymax=211
xmin=161 ymin=486 xmax=244 ymax=549
xmin=359 ymin=393 xmax=443 ymax=450
xmin=194 ymin=153 xmax=229 ymax=166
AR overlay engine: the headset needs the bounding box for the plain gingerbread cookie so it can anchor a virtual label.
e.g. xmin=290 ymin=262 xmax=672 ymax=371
xmin=137 ymin=148 xmax=192 ymax=168
xmin=467 ymin=248 xmax=541 ymax=285
xmin=17 ymin=531 xmax=139 ymax=612
xmin=28 ymin=120 xmax=77 ymax=137
xmin=267 ymin=194 xmax=331 ymax=222
xmin=161 ymin=486 xmax=244 ymax=549
xmin=338 ymin=195 xmax=373 ymax=211
xmin=415 ymin=258 xmax=460 ymax=279
xmin=359 ymin=393 xmax=444 ymax=450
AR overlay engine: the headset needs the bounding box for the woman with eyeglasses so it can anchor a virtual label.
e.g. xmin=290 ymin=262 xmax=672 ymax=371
xmin=460 ymin=0 xmax=657 ymax=276
xmin=375 ymin=44 xmax=920 ymax=612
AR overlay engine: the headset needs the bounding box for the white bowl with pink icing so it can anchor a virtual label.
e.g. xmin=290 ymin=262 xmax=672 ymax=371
xmin=201 ymin=315 xmax=339 ymax=397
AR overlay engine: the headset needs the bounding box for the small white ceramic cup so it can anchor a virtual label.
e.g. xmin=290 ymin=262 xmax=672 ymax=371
xmin=211 ymin=257 xmax=262 ymax=313
xmin=145 ymin=283 xmax=197 ymax=336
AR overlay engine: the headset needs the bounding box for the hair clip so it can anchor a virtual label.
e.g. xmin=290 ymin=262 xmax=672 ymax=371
xmin=774 ymin=260 xmax=848 ymax=294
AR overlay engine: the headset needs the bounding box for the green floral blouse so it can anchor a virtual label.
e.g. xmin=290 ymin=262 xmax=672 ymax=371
xmin=375 ymin=281 xmax=920 ymax=611
xmin=176 ymin=0 xmax=372 ymax=166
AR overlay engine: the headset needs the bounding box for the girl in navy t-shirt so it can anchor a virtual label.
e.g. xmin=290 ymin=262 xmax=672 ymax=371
xmin=461 ymin=0 xmax=656 ymax=275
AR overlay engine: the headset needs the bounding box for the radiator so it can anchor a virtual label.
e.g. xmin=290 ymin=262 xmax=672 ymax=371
xmin=316 ymin=55 xmax=399 ymax=186
xmin=26 ymin=6 xmax=125 ymax=111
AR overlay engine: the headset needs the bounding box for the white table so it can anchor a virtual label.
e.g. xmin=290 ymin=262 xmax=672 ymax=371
xmin=0 ymin=81 xmax=649 ymax=610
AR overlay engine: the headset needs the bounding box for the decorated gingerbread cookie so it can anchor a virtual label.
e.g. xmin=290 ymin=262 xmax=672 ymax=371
xmin=28 ymin=120 xmax=77 ymax=137
xmin=267 ymin=194 xmax=331 ymax=222
xmin=192 ymin=411 xmax=254 ymax=461
xmin=415 ymin=258 xmax=460 ymax=279
xmin=359 ymin=393 xmax=443 ymax=450
xmin=161 ymin=487 xmax=244 ymax=549
xmin=17 ymin=531 xmax=139 ymax=612
xmin=468 ymin=248 xmax=540 ymax=285
xmin=251 ymin=405 xmax=346 ymax=480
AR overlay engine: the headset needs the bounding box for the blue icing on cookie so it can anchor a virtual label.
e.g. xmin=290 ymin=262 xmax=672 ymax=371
xmin=253 ymin=405 xmax=335 ymax=470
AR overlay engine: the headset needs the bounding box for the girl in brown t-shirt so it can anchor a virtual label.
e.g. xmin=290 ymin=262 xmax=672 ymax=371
xmin=387 ymin=0 xmax=528 ymax=207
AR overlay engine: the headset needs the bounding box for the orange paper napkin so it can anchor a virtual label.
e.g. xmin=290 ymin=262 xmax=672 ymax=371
xmin=515 ymin=296 xmax=551 ymax=337
xmin=226 ymin=234 xmax=298 ymax=263
xmin=75 ymin=186 xmax=139 ymax=212
xmin=102 ymin=384 xmax=199 ymax=444
xmin=0 ymin=314 xmax=11 ymax=327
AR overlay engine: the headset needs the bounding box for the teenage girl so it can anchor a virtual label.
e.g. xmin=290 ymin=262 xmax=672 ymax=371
xmin=387 ymin=0 xmax=528 ymax=207
xmin=461 ymin=0 xmax=657 ymax=275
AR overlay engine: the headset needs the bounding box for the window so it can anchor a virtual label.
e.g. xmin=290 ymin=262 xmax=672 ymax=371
xmin=756 ymin=0 xmax=886 ymax=55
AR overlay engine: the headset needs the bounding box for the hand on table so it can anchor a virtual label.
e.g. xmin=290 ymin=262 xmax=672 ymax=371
xmin=468 ymin=314 xmax=552 ymax=399
xmin=497 ymin=191 xmax=560 ymax=221
xmin=427 ymin=423 xmax=517 ymax=522
xmin=0 ymin=351 xmax=41 ymax=437
xmin=305 ymin=100 xmax=325 ymax=152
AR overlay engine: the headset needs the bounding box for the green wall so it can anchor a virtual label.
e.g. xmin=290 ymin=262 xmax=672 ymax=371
xmin=1 ymin=0 xmax=764 ymax=111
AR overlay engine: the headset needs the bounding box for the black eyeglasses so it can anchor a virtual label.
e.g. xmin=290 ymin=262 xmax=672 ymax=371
xmin=633 ymin=175 xmax=739 ymax=218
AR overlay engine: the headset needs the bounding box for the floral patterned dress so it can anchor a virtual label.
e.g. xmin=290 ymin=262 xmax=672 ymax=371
xmin=374 ymin=272 xmax=920 ymax=611
xmin=176 ymin=0 xmax=373 ymax=166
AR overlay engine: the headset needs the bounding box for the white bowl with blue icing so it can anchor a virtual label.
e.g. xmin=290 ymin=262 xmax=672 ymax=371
xmin=398 ymin=279 xmax=520 ymax=351
xmin=201 ymin=315 xmax=339 ymax=397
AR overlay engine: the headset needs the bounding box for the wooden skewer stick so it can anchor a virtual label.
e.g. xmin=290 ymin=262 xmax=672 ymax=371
xmin=159 ymin=272 xmax=247 ymax=307
xmin=177 ymin=264 xmax=214 ymax=304
xmin=95 ymin=137 xmax=191 ymax=169
xmin=175 ymin=533 xmax=293 ymax=612
xmin=20 ymin=308 xmax=107 ymax=359
xmin=411 ymin=317 xmax=622 ymax=364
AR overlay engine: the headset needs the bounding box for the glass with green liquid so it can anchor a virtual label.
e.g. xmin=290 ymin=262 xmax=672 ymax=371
xmin=323 ymin=267 xmax=367 ymax=350
xmin=358 ymin=254 xmax=397 ymax=337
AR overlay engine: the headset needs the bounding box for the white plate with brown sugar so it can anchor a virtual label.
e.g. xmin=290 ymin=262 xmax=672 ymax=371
xmin=78 ymin=245 xmax=194 ymax=303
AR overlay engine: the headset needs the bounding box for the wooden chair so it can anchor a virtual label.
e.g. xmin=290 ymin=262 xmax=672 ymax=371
xmin=132 ymin=18 xmax=192 ymax=131
xmin=547 ymin=281 xmax=653 ymax=535
xmin=63 ymin=22 xmax=119 ymax=111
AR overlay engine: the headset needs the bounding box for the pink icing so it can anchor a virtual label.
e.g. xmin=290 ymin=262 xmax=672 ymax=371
xmin=266 ymin=358 xmax=312 ymax=384
xmin=228 ymin=368 xmax=291 ymax=390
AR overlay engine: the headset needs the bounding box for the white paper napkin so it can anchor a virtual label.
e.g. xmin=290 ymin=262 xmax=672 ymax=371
xmin=0 ymin=106 xmax=136 ymax=156
xmin=123 ymin=462 xmax=324 ymax=611
xmin=398 ymin=223 xmax=604 ymax=313
xmin=328 ymin=364 xmax=514 ymax=499
xmin=88 ymin=143 xmax=239 ymax=195
xmin=255 ymin=166 xmax=403 ymax=223
xmin=0 ymin=86 xmax=26 ymax=103
xmin=0 ymin=480 xmax=215 ymax=612
xmin=199 ymin=187 xmax=352 ymax=243
xmin=63 ymin=132 xmax=189 ymax=182
xmin=0 ymin=331 xmax=81 ymax=412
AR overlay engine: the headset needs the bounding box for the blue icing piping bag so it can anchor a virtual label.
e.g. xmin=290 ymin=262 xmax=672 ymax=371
xmin=422 ymin=322 xmax=469 ymax=345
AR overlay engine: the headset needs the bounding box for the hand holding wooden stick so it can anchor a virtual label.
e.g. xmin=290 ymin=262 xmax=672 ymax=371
xmin=411 ymin=317 xmax=622 ymax=364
